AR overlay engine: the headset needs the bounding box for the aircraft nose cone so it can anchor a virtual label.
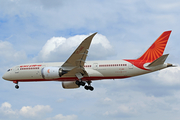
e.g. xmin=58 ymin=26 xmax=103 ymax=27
xmin=2 ymin=72 xmax=11 ymax=80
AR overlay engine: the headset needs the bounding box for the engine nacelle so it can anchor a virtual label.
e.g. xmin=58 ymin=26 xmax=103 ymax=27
xmin=41 ymin=67 xmax=67 ymax=79
xmin=62 ymin=81 xmax=79 ymax=89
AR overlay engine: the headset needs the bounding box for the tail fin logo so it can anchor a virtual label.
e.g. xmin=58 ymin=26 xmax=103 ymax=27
xmin=125 ymin=31 xmax=172 ymax=70
xmin=137 ymin=31 xmax=172 ymax=62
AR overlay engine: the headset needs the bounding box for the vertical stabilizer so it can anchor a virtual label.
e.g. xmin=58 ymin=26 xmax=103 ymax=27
xmin=137 ymin=31 xmax=172 ymax=63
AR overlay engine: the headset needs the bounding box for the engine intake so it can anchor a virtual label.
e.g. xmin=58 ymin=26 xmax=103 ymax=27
xmin=41 ymin=67 xmax=67 ymax=79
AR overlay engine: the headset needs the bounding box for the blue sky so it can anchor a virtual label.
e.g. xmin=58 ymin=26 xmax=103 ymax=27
xmin=1 ymin=0 xmax=180 ymax=120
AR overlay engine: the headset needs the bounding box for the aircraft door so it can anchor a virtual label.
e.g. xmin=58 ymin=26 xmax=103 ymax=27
xmin=15 ymin=67 xmax=19 ymax=73
xmin=93 ymin=63 xmax=98 ymax=70
xmin=128 ymin=63 xmax=134 ymax=69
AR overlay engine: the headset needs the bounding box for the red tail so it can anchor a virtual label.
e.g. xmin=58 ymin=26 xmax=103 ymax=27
xmin=125 ymin=31 xmax=172 ymax=70
xmin=137 ymin=31 xmax=172 ymax=62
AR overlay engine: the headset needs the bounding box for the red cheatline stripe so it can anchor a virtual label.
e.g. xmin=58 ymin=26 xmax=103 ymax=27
xmin=11 ymin=76 xmax=131 ymax=82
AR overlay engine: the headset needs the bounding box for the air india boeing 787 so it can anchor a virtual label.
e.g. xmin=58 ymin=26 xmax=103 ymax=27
xmin=2 ymin=31 xmax=175 ymax=91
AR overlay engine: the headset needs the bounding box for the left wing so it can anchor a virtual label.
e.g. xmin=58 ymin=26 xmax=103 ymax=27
xmin=61 ymin=33 xmax=97 ymax=78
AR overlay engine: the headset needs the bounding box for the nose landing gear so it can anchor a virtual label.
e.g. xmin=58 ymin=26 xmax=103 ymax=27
xmin=13 ymin=81 xmax=19 ymax=89
xmin=15 ymin=84 xmax=19 ymax=89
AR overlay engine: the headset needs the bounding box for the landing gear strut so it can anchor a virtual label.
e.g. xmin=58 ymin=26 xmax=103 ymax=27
xmin=75 ymin=73 xmax=86 ymax=87
xmin=13 ymin=81 xmax=19 ymax=89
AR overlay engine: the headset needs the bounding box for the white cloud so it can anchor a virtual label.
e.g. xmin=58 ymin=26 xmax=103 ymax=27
xmin=40 ymin=37 xmax=66 ymax=59
xmin=103 ymin=97 xmax=112 ymax=102
xmin=103 ymin=105 xmax=135 ymax=117
xmin=0 ymin=40 xmax=27 ymax=64
xmin=57 ymin=98 xmax=64 ymax=103
xmin=0 ymin=40 xmax=27 ymax=73
xmin=35 ymin=33 xmax=114 ymax=62
xmin=0 ymin=102 xmax=16 ymax=116
xmin=0 ymin=102 xmax=52 ymax=119
xmin=19 ymin=105 xmax=52 ymax=118
xmin=0 ymin=102 xmax=78 ymax=120
xmin=46 ymin=114 xmax=77 ymax=120
xmin=152 ymin=67 xmax=180 ymax=85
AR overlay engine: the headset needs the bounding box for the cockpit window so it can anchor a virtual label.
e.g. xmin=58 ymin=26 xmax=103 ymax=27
xmin=7 ymin=69 xmax=10 ymax=72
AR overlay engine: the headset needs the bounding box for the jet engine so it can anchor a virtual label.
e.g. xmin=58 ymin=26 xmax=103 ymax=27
xmin=41 ymin=67 xmax=67 ymax=79
xmin=62 ymin=81 xmax=80 ymax=89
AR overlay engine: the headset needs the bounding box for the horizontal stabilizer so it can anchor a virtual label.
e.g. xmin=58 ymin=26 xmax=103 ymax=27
xmin=147 ymin=54 xmax=169 ymax=67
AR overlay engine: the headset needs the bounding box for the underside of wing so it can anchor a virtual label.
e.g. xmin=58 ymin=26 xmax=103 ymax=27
xmin=61 ymin=67 xmax=89 ymax=78
xmin=61 ymin=33 xmax=97 ymax=77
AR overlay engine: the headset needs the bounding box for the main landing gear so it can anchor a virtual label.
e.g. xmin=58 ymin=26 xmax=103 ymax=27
xmin=75 ymin=80 xmax=86 ymax=86
xmin=75 ymin=73 xmax=94 ymax=91
xmin=75 ymin=80 xmax=94 ymax=91
xmin=13 ymin=81 xmax=19 ymax=89
xmin=84 ymin=81 xmax=94 ymax=91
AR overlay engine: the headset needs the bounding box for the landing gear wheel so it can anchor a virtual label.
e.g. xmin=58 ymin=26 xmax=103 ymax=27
xmin=75 ymin=80 xmax=80 ymax=86
xmin=89 ymin=86 xmax=94 ymax=91
xmin=75 ymin=80 xmax=85 ymax=86
xmin=84 ymin=85 xmax=89 ymax=90
xmin=84 ymin=85 xmax=94 ymax=91
xmin=15 ymin=85 xmax=19 ymax=89
xmin=76 ymin=79 xmax=94 ymax=91
xmin=80 ymin=81 xmax=85 ymax=86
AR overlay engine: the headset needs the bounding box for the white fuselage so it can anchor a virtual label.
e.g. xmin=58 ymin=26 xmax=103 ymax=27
xmin=3 ymin=60 xmax=168 ymax=82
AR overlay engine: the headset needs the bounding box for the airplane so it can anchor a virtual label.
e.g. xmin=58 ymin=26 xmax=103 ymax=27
xmin=2 ymin=31 xmax=175 ymax=91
